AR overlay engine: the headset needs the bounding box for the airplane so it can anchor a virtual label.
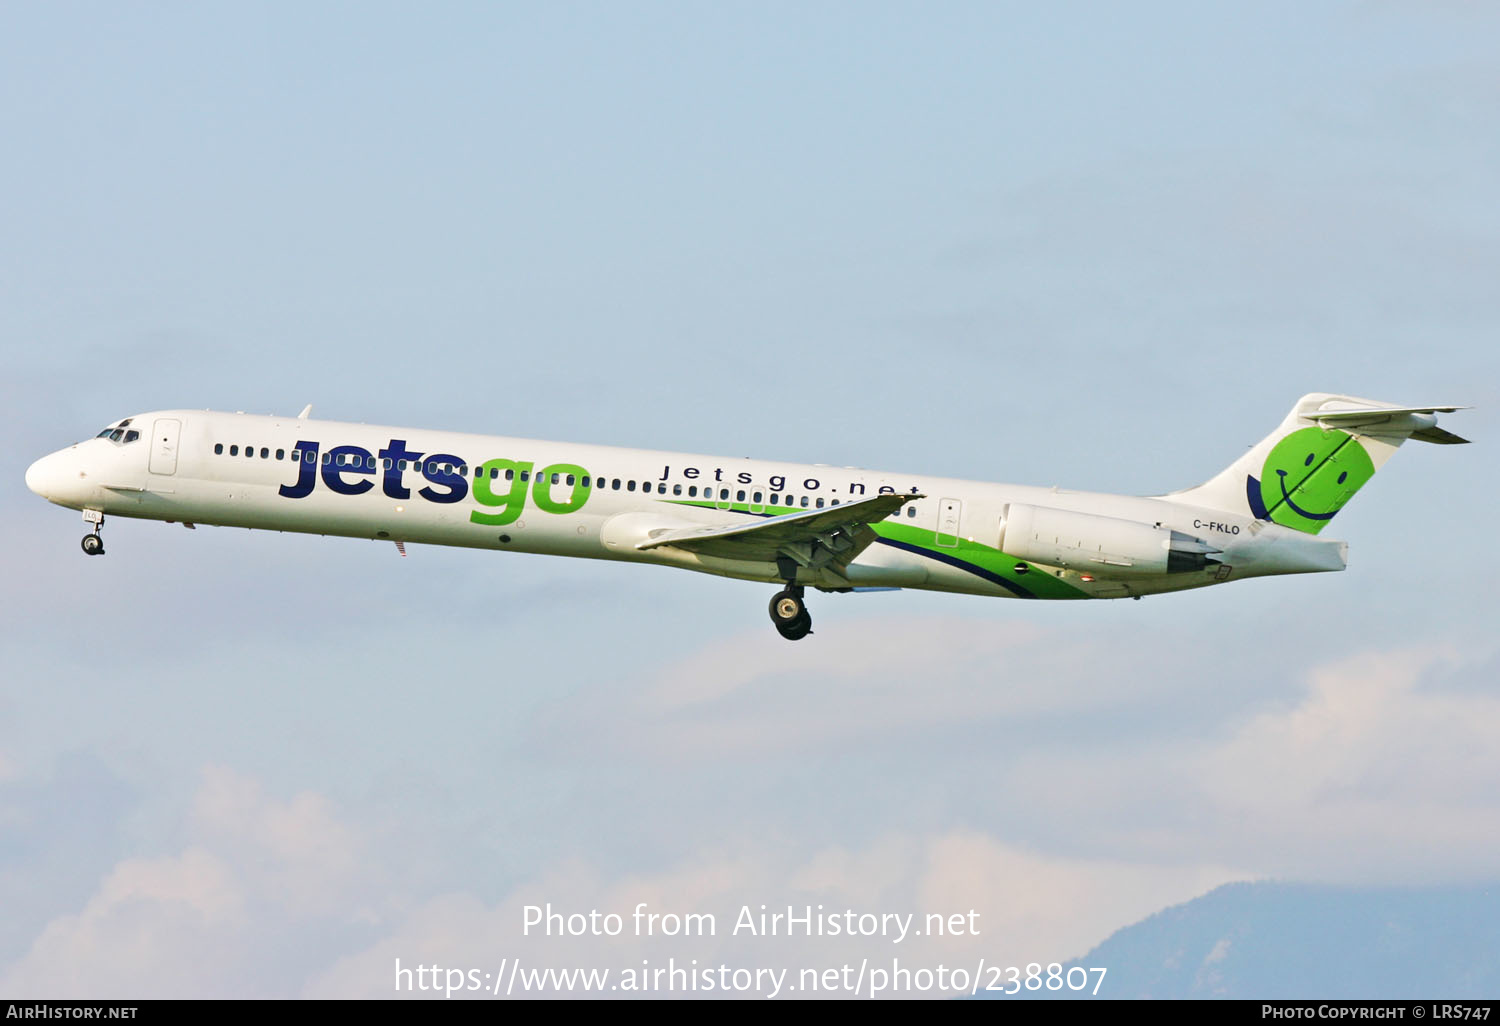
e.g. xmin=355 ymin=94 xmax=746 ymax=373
xmin=25 ymin=393 xmax=1467 ymax=640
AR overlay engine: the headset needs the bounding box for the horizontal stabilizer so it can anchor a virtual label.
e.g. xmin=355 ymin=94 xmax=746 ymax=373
xmin=1410 ymin=426 xmax=1470 ymax=445
xmin=1311 ymin=404 xmax=1468 ymax=418
xmin=1308 ymin=403 xmax=1471 ymax=444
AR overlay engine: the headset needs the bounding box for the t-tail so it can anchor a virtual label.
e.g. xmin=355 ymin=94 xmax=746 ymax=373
xmin=1167 ymin=393 xmax=1469 ymax=534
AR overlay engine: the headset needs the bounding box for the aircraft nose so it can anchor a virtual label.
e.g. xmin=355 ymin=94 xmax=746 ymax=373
xmin=25 ymin=454 xmax=50 ymax=496
xmin=25 ymin=449 xmax=74 ymax=500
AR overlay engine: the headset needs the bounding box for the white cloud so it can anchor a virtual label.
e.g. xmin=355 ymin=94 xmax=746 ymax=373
xmin=1189 ymin=644 xmax=1500 ymax=880
xmin=1005 ymin=643 xmax=1500 ymax=882
xmin=0 ymin=762 xmax=1240 ymax=999
xmin=0 ymin=766 xmax=384 ymax=998
xmin=549 ymin=615 xmax=1193 ymax=760
xmin=4 ymin=638 xmax=1494 ymax=997
xmin=0 ymin=847 xmax=247 ymax=997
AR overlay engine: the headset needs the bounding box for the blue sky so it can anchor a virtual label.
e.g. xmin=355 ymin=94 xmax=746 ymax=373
xmin=3 ymin=1 xmax=1497 ymax=997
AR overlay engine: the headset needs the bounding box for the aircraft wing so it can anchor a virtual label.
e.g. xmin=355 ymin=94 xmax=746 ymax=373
xmin=637 ymin=492 xmax=924 ymax=573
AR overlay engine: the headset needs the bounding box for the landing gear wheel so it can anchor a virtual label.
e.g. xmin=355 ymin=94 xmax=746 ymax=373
xmin=769 ymin=588 xmax=812 ymax=641
xmin=81 ymin=533 xmax=104 ymax=556
xmin=771 ymin=592 xmax=804 ymax=623
xmin=777 ymin=613 xmax=812 ymax=641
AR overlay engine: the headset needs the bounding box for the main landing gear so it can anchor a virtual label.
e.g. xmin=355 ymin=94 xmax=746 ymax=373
xmin=769 ymin=585 xmax=812 ymax=641
xmin=80 ymin=511 xmax=105 ymax=556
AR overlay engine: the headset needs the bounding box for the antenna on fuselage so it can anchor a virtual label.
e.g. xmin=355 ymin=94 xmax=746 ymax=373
xmin=296 ymin=404 xmax=313 ymax=419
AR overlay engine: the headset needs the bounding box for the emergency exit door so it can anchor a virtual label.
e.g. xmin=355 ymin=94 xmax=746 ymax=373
xmin=149 ymin=418 xmax=180 ymax=475
xmin=936 ymin=498 xmax=962 ymax=547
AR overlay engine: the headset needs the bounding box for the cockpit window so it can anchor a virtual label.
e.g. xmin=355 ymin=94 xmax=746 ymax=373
xmin=96 ymin=420 xmax=142 ymax=444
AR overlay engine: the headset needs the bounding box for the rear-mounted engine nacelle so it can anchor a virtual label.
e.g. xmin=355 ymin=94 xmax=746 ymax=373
xmin=1000 ymin=503 xmax=1220 ymax=578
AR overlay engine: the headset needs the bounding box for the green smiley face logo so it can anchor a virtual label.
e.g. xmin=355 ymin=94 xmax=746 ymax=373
xmin=1252 ymin=427 xmax=1375 ymax=534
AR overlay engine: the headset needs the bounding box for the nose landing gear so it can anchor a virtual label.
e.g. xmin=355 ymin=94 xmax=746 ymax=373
xmin=769 ymin=585 xmax=812 ymax=641
xmin=80 ymin=510 xmax=105 ymax=556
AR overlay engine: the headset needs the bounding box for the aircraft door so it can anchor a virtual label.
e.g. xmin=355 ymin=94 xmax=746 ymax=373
xmin=149 ymin=418 xmax=181 ymax=475
xmin=936 ymin=497 xmax=962 ymax=547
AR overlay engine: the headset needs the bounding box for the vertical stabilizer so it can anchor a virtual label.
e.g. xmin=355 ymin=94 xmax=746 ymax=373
xmin=1166 ymin=394 xmax=1468 ymax=534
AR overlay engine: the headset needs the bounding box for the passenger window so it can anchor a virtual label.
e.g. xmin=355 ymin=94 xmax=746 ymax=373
xmin=907 ymin=507 xmax=916 ymax=518
xmin=322 ymin=453 xmax=331 ymax=464
xmin=628 ymin=480 xmax=636 ymax=492
xmin=753 ymin=491 xmax=763 ymax=503
xmin=736 ymin=490 xmax=745 ymax=502
xmin=687 ymin=485 xmax=697 ymax=497
xmin=800 ymin=496 xmax=809 ymax=508
xmin=230 ymin=445 xmax=239 ymax=456
xmin=673 ymin=484 xmax=682 ymax=496
xmin=816 ymin=498 xmax=825 ymax=508
xmin=504 ymin=469 xmax=513 ymax=480
xmin=214 ymin=443 xmax=224 ymax=455
xmin=612 ymin=479 xmax=621 ymax=490
xmin=260 ymin=447 xmax=269 ymax=458
xmin=520 ymin=470 xmax=529 ymax=482
xmin=581 ymin=476 xmax=590 ymax=488
xmin=276 ymin=449 xmax=285 ymax=460
xmin=552 ymin=473 xmax=560 ymax=485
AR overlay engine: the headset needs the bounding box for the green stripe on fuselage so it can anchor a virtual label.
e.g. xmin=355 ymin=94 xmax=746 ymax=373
xmin=661 ymin=500 xmax=1087 ymax=599
xmin=870 ymin=521 xmax=1086 ymax=599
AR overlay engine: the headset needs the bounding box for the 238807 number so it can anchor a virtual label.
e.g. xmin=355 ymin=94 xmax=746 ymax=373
xmin=984 ymin=963 xmax=1107 ymax=996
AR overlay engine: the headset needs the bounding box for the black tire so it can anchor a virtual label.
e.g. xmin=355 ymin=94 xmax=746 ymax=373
xmin=81 ymin=534 xmax=104 ymax=556
xmin=776 ymin=613 xmax=812 ymax=641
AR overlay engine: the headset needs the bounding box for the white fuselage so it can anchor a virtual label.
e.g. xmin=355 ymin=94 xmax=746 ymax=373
xmin=26 ymin=409 xmax=1347 ymax=602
